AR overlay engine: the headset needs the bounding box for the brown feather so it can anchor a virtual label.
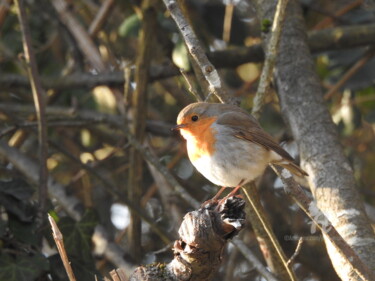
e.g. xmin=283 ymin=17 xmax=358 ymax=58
xmin=216 ymin=110 xmax=308 ymax=177
xmin=216 ymin=111 xmax=294 ymax=161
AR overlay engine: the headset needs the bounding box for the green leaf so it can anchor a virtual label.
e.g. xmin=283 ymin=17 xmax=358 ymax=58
xmin=0 ymin=179 xmax=35 ymax=222
xmin=54 ymin=210 xmax=100 ymax=280
xmin=0 ymin=253 xmax=49 ymax=281
xmin=0 ymin=179 xmax=34 ymax=200
xmin=118 ymin=14 xmax=140 ymax=37
xmin=49 ymin=253 xmax=98 ymax=281
xmin=8 ymin=217 xmax=39 ymax=246
xmin=58 ymin=209 xmax=98 ymax=258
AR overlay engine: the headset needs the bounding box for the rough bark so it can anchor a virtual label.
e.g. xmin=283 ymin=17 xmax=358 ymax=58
xmin=129 ymin=197 xmax=246 ymax=281
xmin=254 ymin=0 xmax=375 ymax=280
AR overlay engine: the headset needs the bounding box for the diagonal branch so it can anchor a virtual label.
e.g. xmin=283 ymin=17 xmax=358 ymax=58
xmin=252 ymin=0 xmax=290 ymax=119
xmin=162 ymin=0 xmax=237 ymax=105
xmin=14 ymin=0 xmax=49 ymax=216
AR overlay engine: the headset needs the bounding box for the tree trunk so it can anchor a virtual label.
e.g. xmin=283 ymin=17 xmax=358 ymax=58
xmin=254 ymin=0 xmax=375 ymax=279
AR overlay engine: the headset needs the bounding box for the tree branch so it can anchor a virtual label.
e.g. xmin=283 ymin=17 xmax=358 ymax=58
xmin=254 ymin=0 xmax=375 ymax=279
xmin=14 ymin=0 xmax=49 ymax=217
xmin=252 ymin=0 xmax=289 ymax=118
xmin=162 ymin=0 xmax=237 ymax=105
xmin=127 ymin=0 xmax=156 ymax=262
xmin=2 ymin=22 xmax=375 ymax=91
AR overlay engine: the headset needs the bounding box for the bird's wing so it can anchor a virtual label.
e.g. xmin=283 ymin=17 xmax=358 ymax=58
xmin=216 ymin=111 xmax=295 ymax=162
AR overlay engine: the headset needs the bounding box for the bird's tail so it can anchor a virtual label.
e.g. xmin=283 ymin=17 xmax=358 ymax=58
xmin=273 ymin=161 xmax=308 ymax=177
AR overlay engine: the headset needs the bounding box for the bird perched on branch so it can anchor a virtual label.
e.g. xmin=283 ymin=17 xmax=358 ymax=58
xmin=174 ymin=102 xmax=307 ymax=199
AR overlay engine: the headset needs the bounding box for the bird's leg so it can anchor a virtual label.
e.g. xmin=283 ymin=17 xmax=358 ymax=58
xmin=226 ymin=184 xmax=243 ymax=198
xmin=212 ymin=186 xmax=227 ymax=201
xmin=217 ymin=180 xmax=245 ymax=206
xmin=201 ymin=186 xmax=227 ymax=207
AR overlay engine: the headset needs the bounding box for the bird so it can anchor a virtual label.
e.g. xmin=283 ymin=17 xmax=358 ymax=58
xmin=173 ymin=102 xmax=308 ymax=200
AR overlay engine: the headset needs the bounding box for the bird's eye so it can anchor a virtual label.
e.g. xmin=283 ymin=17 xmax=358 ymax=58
xmin=191 ymin=115 xmax=199 ymax=122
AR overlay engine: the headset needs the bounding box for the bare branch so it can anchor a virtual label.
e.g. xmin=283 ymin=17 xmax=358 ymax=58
xmin=14 ymin=0 xmax=49 ymax=217
xmin=252 ymin=0 xmax=289 ymax=118
xmin=51 ymin=0 xmax=106 ymax=71
xmin=286 ymin=237 xmax=303 ymax=266
xmin=255 ymin=0 xmax=375 ymax=279
xmin=88 ymin=0 xmax=115 ymax=37
xmin=48 ymin=214 xmax=77 ymax=281
xmin=324 ymin=46 xmax=375 ymax=100
xmin=232 ymin=239 xmax=280 ymax=281
xmin=272 ymin=165 xmax=375 ymax=281
xmin=243 ymin=185 xmax=296 ymax=281
xmin=2 ymin=22 xmax=375 ymax=91
xmin=162 ymin=0 xmax=237 ymax=105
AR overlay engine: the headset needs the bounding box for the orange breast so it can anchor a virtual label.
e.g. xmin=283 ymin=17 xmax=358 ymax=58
xmin=182 ymin=117 xmax=217 ymax=162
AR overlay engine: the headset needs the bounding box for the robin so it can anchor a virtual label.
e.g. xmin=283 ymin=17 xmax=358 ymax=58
xmin=174 ymin=102 xmax=308 ymax=200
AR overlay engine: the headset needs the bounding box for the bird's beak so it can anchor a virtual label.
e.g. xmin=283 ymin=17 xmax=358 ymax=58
xmin=171 ymin=124 xmax=187 ymax=131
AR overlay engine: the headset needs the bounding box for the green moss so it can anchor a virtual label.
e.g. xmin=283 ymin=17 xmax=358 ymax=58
xmin=261 ymin=19 xmax=272 ymax=33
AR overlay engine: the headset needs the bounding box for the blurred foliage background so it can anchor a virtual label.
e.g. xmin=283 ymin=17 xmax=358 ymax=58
xmin=0 ymin=0 xmax=375 ymax=280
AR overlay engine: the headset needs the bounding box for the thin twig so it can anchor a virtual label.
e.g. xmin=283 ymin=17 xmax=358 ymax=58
xmin=243 ymin=183 xmax=293 ymax=280
xmin=2 ymin=22 xmax=375 ymax=91
xmin=180 ymin=68 xmax=202 ymax=101
xmin=252 ymin=0 xmax=290 ymax=118
xmin=127 ymin=0 xmax=156 ymax=262
xmin=51 ymin=0 xmax=106 ymax=71
xmin=313 ymin=0 xmax=363 ymax=30
xmin=232 ymin=239 xmax=280 ymax=281
xmin=223 ymin=1 xmax=234 ymax=43
xmin=109 ymin=269 xmax=127 ymax=281
xmin=14 ymin=0 xmax=49 ymax=217
xmin=122 ymin=125 xmax=200 ymax=209
xmin=286 ymin=237 xmax=304 ymax=266
xmin=242 ymin=186 xmax=296 ymax=281
xmin=162 ymin=0 xmax=237 ymax=105
xmin=324 ymin=46 xmax=375 ymax=100
xmin=0 ymin=0 xmax=12 ymax=28
xmin=271 ymin=165 xmax=375 ymax=281
xmin=88 ymin=0 xmax=115 ymax=37
xmin=48 ymin=214 xmax=77 ymax=281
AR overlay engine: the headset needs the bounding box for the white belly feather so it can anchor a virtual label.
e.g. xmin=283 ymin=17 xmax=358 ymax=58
xmin=189 ymin=124 xmax=272 ymax=187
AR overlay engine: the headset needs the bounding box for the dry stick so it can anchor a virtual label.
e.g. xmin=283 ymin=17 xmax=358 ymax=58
xmin=88 ymin=0 xmax=115 ymax=37
xmin=162 ymin=0 xmax=237 ymax=105
xmin=48 ymin=214 xmax=77 ymax=281
xmin=2 ymin=22 xmax=375 ymax=91
xmin=51 ymin=0 xmax=106 ymax=71
xmin=231 ymin=239 xmax=279 ymax=281
xmin=252 ymin=0 xmax=290 ymax=119
xmin=0 ymin=0 xmax=12 ymax=28
xmin=251 ymin=0 xmax=297 ymax=279
xmin=14 ymin=0 xmax=48 ymax=216
xmin=286 ymin=237 xmax=303 ymax=266
xmin=271 ymin=165 xmax=375 ymax=281
xmin=242 ymin=186 xmax=296 ymax=281
xmin=109 ymin=269 xmax=127 ymax=281
xmin=180 ymin=69 xmax=202 ymax=102
xmin=324 ymin=46 xmax=375 ymax=100
xmin=313 ymin=0 xmax=363 ymax=30
xmin=244 ymin=183 xmax=294 ymax=281
xmin=121 ymin=125 xmax=200 ymax=209
xmin=223 ymin=1 xmax=234 ymax=43
xmin=127 ymin=3 xmax=156 ymax=261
